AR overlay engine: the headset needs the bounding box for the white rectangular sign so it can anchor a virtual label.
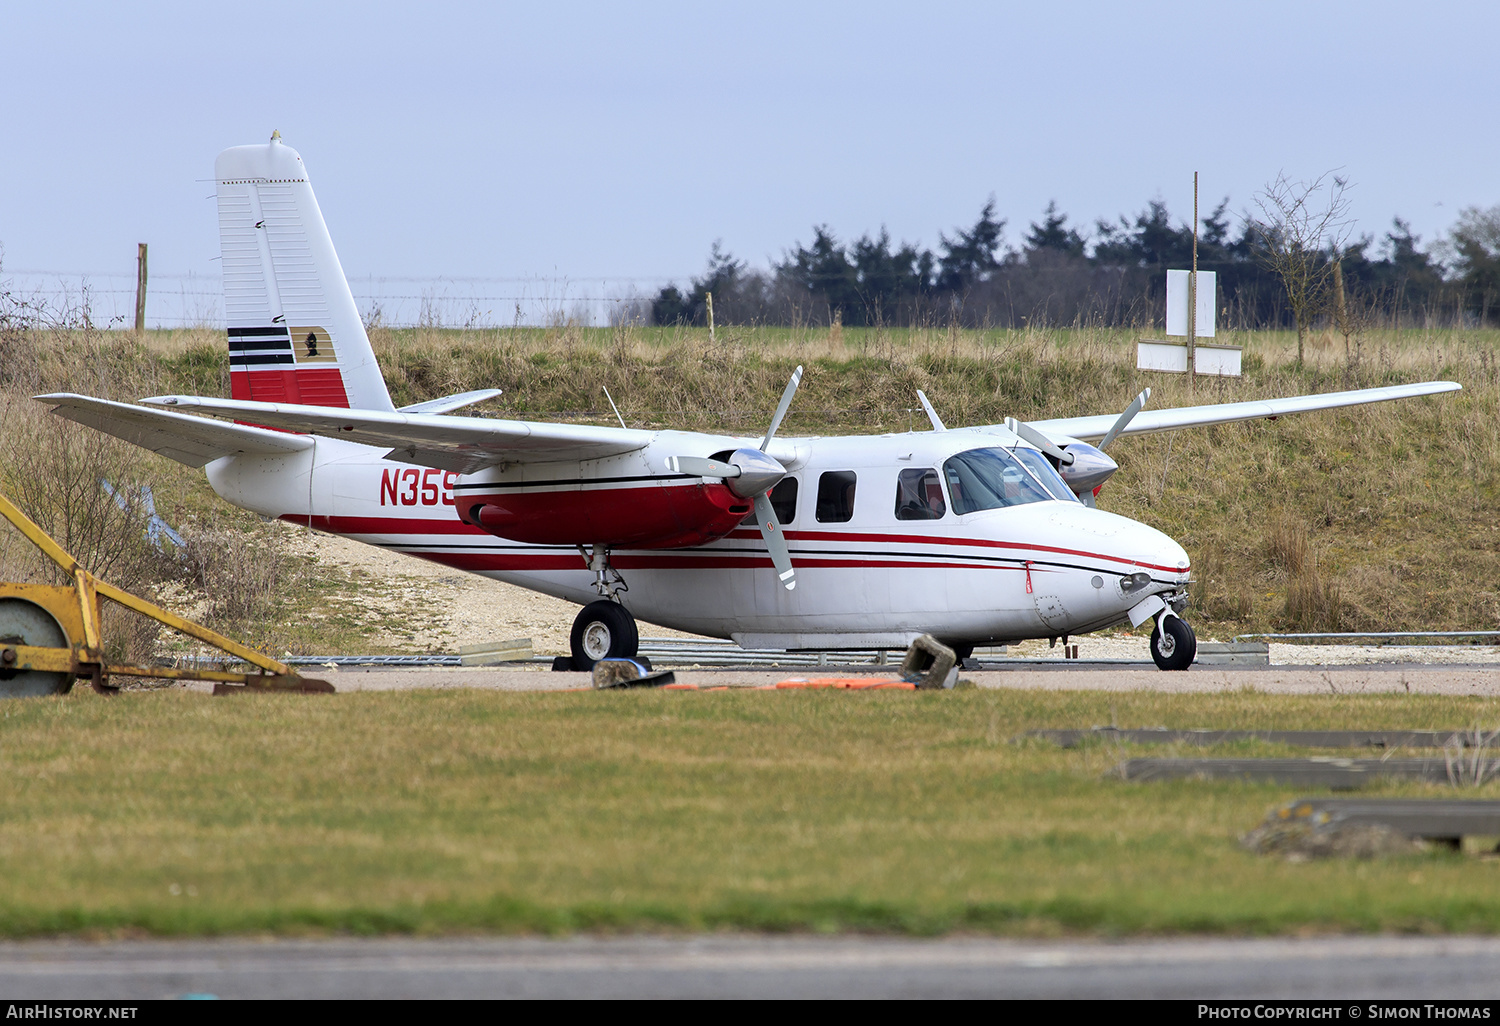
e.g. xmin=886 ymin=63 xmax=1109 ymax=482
xmin=1137 ymin=340 xmax=1241 ymax=376
xmin=1165 ymin=269 xmax=1216 ymax=337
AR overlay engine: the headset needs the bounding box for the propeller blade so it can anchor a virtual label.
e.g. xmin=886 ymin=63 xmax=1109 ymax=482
xmin=1005 ymin=416 xmax=1075 ymax=466
xmin=1098 ymin=388 xmax=1151 ymax=451
xmin=916 ymin=390 xmax=946 ymax=431
xmin=665 ymin=455 xmax=741 ymax=478
xmin=759 ymin=365 xmax=804 ymax=451
xmin=752 ymin=491 xmax=797 ymax=591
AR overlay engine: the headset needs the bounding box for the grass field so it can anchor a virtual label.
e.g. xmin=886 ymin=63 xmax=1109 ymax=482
xmin=2 ymin=687 xmax=1499 ymax=938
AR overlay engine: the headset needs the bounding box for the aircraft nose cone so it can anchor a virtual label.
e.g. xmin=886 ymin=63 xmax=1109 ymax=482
xmin=1048 ymin=506 xmax=1190 ymax=580
xmin=1117 ymin=517 xmax=1190 ymax=579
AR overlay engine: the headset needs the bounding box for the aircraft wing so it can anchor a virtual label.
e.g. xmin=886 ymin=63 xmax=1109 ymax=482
xmin=1028 ymin=381 xmax=1462 ymax=443
xmin=36 ymin=393 xmax=314 ymax=468
xmin=136 ymin=394 xmax=656 ymax=473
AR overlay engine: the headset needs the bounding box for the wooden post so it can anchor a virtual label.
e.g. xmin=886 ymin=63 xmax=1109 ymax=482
xmin=1332 ymin=259 xmax=1350 ymax=356
xmin=705 ymin=292 xmax=715 ymax=347
xmin=1188 ymin=173 xmax=1198 ymax=385
xmin=134 ymin=243 xmax=148 ymax=334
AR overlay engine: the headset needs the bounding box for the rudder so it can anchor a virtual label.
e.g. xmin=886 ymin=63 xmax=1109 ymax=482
xmin=215 ymin=133 xmax=394 ymax=411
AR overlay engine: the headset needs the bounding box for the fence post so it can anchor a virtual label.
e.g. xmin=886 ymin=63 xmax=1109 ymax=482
xmin=134 ymin=243 xmax=148 ymax=334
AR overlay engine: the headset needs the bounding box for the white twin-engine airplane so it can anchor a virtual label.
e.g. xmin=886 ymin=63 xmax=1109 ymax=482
xmin=39 ymin=136 xmax=1460 ymax=671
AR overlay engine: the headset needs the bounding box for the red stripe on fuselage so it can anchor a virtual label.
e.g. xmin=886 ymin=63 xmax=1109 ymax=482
xmin=725 ymin=528 xmax=1184 ymax=574
xmin=282 ymin=514 xmax=484 ymax=535
xmin=393 ymin=551 xmax=1032 ymax=574
xmin=279 ymin=516 xmax=1185 ymax=577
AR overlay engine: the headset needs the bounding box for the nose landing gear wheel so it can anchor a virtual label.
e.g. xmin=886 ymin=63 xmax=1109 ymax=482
xmin=568 ymin=600 xmax=640 ymax=671
xmin=0 ymin=598 xmax=73 ymax=696
xmin=1150 ymin=616 xmax=1196 ymax=671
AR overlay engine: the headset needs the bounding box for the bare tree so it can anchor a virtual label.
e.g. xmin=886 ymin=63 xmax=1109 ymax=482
xmin=1251 ymin=171 xmax=1355 ymax=364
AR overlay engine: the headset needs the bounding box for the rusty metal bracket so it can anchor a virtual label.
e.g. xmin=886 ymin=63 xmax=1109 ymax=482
xmin=0 ymin=491 xmax=331 ymax=695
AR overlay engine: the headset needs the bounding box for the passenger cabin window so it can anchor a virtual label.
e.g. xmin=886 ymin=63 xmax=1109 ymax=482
xmin=943 ymin=448 xmax=1054 ymax=514
xmin=894 ymin=468 xmax=946 ymax=520
xmin=1009 ymin=447 xmax=1081 ymax=503
xmin=816 ymin=471 xmax=857 ymax=523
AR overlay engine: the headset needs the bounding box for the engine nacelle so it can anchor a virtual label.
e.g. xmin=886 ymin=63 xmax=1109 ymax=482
xmin=457 ymin=479 xmax=753 ymax=549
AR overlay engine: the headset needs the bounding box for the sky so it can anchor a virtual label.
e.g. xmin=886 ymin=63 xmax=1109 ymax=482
xmin=2 ymin=1 xmax=1496 ymax=324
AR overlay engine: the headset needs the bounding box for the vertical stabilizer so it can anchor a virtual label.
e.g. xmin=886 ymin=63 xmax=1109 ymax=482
xmin=215 ymin=135 xmax=394 ymax=411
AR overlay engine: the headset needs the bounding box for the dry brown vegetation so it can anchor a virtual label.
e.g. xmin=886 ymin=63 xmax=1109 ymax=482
xmin=2 ymin=315 xmax=1496 ymax=653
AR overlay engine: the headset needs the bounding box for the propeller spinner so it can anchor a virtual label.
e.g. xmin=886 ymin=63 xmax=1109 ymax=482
xmin=666 ymin=366 xmax=804 ymax=590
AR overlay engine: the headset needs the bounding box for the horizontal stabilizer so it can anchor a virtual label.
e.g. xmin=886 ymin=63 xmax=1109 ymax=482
xmin=1026 ymin=381 xmax=1463 ymax=444
xmin=139 ymin=394 xmax=654 ymax=472
xmin=35 ymin=393 xmax=313 ymax=468
xmin=397 ymin=388 xmax=504 ymax=415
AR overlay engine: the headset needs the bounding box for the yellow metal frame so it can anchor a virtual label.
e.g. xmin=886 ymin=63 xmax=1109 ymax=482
xmin=0 ymin=492 xmax=331 ymax=694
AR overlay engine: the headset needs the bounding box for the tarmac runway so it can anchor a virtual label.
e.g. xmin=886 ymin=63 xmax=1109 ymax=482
xmin=4 ymin=934 xmax=1500 ymax=999
xmin=258 ymin=662 xmax=1500 ymax=696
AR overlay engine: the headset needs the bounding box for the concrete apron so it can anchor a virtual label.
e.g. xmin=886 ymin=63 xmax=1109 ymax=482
xmin=174 ymin=664 xmax=1500 ymax=695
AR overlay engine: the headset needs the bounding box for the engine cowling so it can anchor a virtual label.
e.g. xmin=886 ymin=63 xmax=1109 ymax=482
xmin=457 ymin=479 xmax=754 ymax=549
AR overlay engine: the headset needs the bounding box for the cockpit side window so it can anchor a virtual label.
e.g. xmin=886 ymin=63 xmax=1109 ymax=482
xmin=1010 ymin=446 xmax=1081 ymax=503
xmin=894 ymin=467 xmax=946 ymax=520
xmin=943 ymin=448 xmax=1054 ymax=514
xmin=816 ymin=471 xmax=857 ymax=523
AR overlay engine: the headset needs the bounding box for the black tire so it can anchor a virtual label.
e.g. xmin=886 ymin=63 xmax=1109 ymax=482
xmin=569 ymin=601 xmax=639 ymax=671
xmin=1150 ymin=616 xmax=1196 ymax=671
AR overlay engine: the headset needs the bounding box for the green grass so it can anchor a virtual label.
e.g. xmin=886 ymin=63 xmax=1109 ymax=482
xmin=2 ymin=687 xmax=1499 ymax=938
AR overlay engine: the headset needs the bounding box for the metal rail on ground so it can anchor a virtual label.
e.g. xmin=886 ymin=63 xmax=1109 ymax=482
xmin=1026 ymin=728 xmax=1486 ymax=749
xmin=1235 ymin=631 xmax=1500 ymax=644
xmin=199 ymin=640 xmax=927 ymax=671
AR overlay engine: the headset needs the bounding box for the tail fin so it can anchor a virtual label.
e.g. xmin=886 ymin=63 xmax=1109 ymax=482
xmin=214 ymin=133 xmax=394 ymax=411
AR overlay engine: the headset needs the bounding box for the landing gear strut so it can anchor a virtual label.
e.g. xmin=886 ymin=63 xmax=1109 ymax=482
xmin=1150 ymin=614 xmax=1196 ymax=671
xmin=553 ymin=546 xmax=640 ymax=671
xmin=578 ymin=544 xmax=628 ymax=602
xmin=567 ymin=600 xmax=639 ymax=672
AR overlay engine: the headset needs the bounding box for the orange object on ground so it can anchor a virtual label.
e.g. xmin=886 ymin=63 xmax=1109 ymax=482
xmin=578 ymin=678 xmax=917 ymax=693
xmin=774 ymin=677 xmax=914 ymax=690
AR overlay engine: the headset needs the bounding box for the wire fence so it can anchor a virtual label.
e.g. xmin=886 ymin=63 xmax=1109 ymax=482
xmin=2 ymin=269 xmax=682 ymax=329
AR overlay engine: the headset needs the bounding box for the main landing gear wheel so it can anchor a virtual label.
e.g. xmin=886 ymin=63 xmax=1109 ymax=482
xmin=0 ymin=598 xmax=73 ymax=697
xmin=568 ymin=600 xmax=639 ymax=672
xmin=1150 ymin=616 xmax=1196 ymax=671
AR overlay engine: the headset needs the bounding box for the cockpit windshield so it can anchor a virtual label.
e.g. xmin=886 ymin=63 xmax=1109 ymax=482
xmin=1009 ymin=446 xmax=1082 ymax=504
xmin=943 ymin=447 xmax=1057 ymax=514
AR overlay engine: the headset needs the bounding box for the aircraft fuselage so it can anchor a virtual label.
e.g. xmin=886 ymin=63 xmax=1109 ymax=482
xmin=206 ymin=426 xmax=1190 ymax=650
